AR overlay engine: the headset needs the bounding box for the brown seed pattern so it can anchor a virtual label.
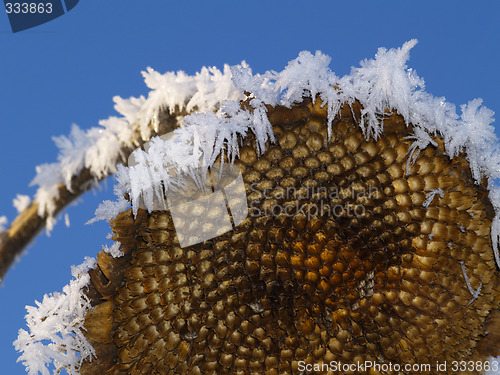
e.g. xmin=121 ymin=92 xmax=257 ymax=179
xmin=82 ymin=100 xmax=500 ymax=375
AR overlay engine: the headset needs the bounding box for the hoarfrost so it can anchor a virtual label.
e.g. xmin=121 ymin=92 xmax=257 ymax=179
xmin=249 ymin=301 xmax=264 ymax=314
xmin=339 ymin=39 xmax=423 ymax=138
xmin=30 ymin=163 xmax=63 ymax=233
xmin=13 ymin=194 xmax=31 ymax=213
xmin=459 ymin=261 xmax=482 ymax=306
xmin=29 ymin=63 xmax=242 ymax=233
xmin=0 ymin=215 xmax=7 ymax=233
xmin=448 ymin=99 xmax=498 ymax=182
xmin=422 ymin=188 xmax=444 ymax=208
xmin=103 ymin=241 xmax=123 ymax=258
xmin=489 ymin=184 xmax=500 ymax=269
xmin=404 ymin=126 xmax=438 ymax=172
xmin=14 ymin=257 xmax=96 ymax=375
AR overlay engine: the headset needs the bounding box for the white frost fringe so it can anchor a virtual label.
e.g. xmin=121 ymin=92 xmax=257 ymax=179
xmin=29 ymin=64 xmax=243 ymax=233
xmin=14 ymin=257 xmax=96 ymax=375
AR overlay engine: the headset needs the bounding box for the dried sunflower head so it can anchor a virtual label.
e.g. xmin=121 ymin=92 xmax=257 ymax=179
xmin=13 ymin=42 xmax=500 ymax=375
xmin=81 ymin=98 xmax=500 ymax=375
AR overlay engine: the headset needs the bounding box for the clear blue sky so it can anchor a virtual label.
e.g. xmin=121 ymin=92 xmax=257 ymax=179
xmin=0 ymin=1 xmax=499 ymax=373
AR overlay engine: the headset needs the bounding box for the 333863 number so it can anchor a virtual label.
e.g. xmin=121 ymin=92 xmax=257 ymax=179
xmin=451 ymin=361 xmax=499 ymax=373
xmin=5 ymin=3 xmax=53 ymax=14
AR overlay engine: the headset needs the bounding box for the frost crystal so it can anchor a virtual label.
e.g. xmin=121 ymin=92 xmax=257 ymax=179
xmin=0 ymin=215 xmax=7 ymax=233
xmin=28 ymin=64 xmax=242 ymax=233
xmin=103 ymin=241 xmax=123 ymax=258
xmin=404 ymin=126 xmax=438 ymax=173
xmin=14 ymin=257 xmax=96 ymax=375
xmin=340 ymin=39 xmax=423 ymax=138
xmin=13 ymin=194 xmax=31 ymax=213
xmin=422 ymin=188 xmax=444 ymax=208
xmin=459 ymin=261 xmax=482 ymax=306
xmin=489 ymin=184 xmax=500 ymax=269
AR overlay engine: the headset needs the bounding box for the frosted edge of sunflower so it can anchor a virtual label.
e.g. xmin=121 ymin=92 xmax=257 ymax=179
xmin=24 ymin=62 xmax=243 ymax=234
xmin=13 ymin=257 xmax=97 ymax=375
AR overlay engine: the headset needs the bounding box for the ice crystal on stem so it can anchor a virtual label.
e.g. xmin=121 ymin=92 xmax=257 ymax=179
xmin=14 ymin=257 xmax=96 ymax=375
